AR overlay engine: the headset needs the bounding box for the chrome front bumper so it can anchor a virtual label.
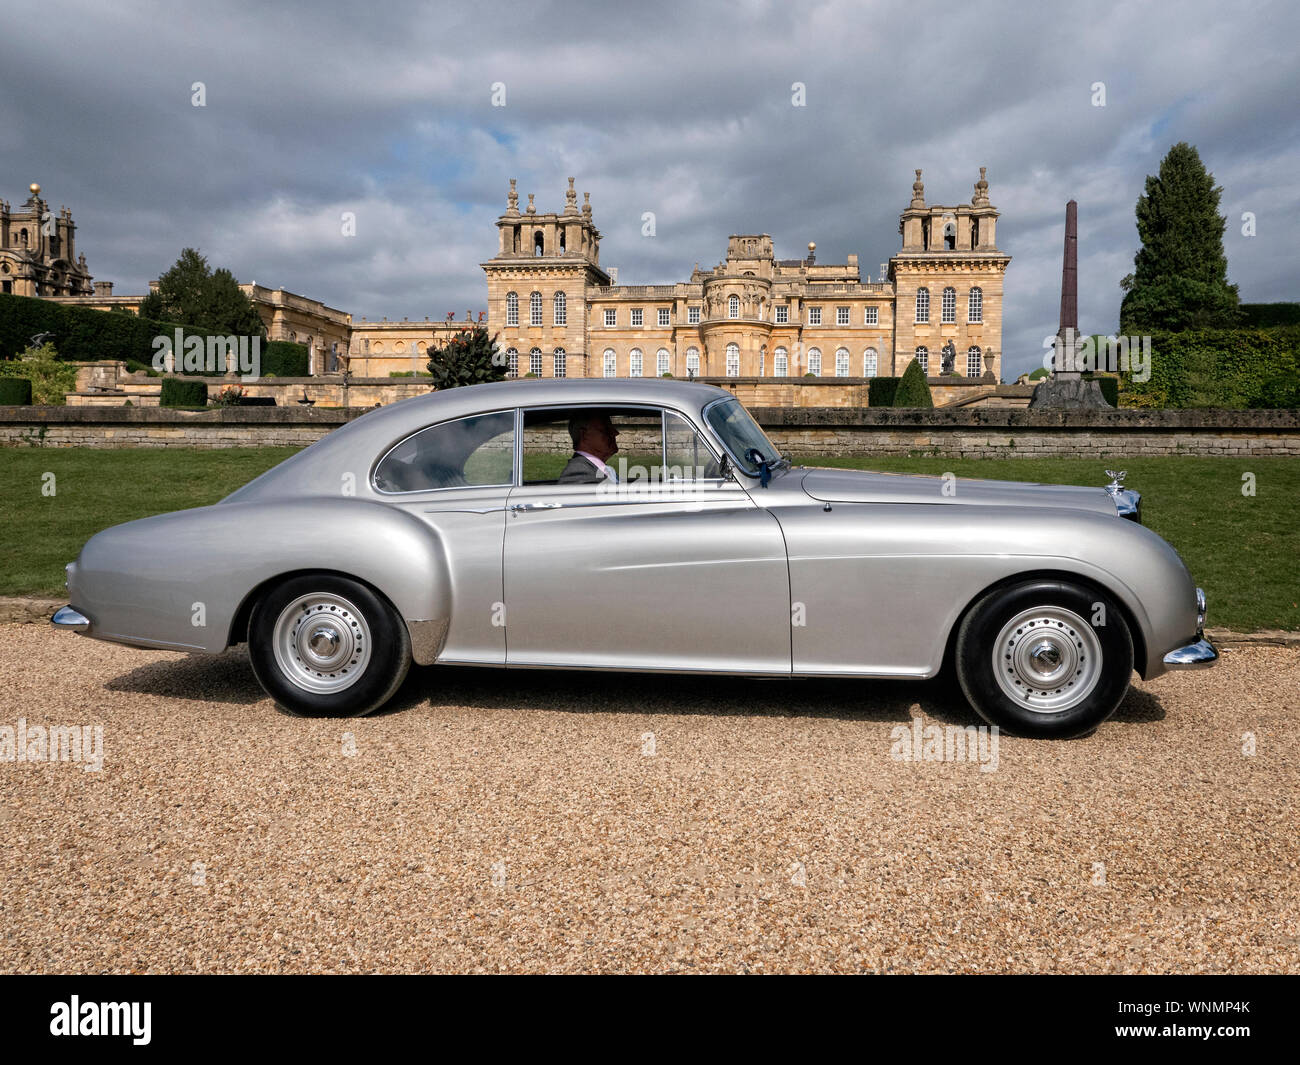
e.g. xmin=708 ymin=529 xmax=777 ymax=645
xmin=51 ymin=606 xmax=90 ymax=632
xmin=1163 ymin=587 xmax=1217 ymax=669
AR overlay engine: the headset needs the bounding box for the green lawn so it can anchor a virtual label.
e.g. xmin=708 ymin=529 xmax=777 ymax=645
xmin=1 ymin=448 xmax=1294 ymax=632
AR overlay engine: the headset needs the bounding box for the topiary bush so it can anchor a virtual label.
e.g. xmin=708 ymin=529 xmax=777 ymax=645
xmin=868 ymin=376 xmax=900 ymax=407
xmin=893 ymin=359 xmax=934 ymax=408
xmin=260 ymin=340 xmax=309 ymax=378
xmin=0 ymin=377 xmax=33 ymax=405
xmin=160 ymin=378 xmax=208 ymax=408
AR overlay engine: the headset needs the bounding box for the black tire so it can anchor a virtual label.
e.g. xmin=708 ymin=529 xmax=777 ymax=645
xmin=248 ymin=573 xmax=411 ymax=718
xmin=955 ymin=579 xmax=1133 ymax=738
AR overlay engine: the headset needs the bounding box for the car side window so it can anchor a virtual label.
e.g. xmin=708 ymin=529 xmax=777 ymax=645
xmin=374 ymin=410 xmax=515 ymax=493
xmin=664 ymin=412 xmax=723 ymax=481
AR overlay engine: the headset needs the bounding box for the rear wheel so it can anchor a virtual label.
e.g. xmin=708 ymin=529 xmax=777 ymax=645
xmin=955 ymin=580 xmax=1133 ymax=738
xmin=248 ymin=574 xmax=411 ymax=717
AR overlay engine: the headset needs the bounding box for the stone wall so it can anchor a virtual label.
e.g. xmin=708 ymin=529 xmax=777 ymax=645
xmin=2 ymin=405 xmax=1296 ymax=456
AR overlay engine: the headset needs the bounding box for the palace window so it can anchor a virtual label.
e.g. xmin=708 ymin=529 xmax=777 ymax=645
xmin=506 ymin=292 xmax=519 ymax=327
xmin=631 ymin=308 xmax=643 ymax=327
xmin=864 ymin=306 xmax=878 ymax=325
xmin=529 ymin=291 xmax=542 ymax=326
xmin=603 ymin=308 xmax=616 ymax=327
xmin=863 ymin=348 xmax=878 ymax=377
xmin=775 ymin=304 xmax=788 ymax=324
xmin=657 ymin=348 xmax=670 ymax=376
xmin=686 ymin=348 xmax=700 ymax=376
xmin=630 ymin=348 xmax=643 ymax=377
xmin=915 ymin=346 xmax=929 ymax=374
xmin=553 ymin=291 xmax=566 ymax=326
xmin=529 ymin=348 xmax=543 ymax=376
xmin=835 ymin=348 xmax=850 ymax=377
xmin=915 ymin=288 xmax=930 ymax=324
xmin=554 ymin=348 xmax=566 ymax=378
xmin=688 ymin=306 xmax=701 ymax=325
xmin=506 ymin=348 xmax=518 ymax=377
xmin=658 ymin=307 xmax=670 ymax=327
xmin=774 ymin=347 xmax=788 ymax=377
xmin=968 ymin=286 xmax=983 ymax=323
xmin=603 ymin=349 xmax=617 ymax=377
xmin=808 ymin=306 xmax=822 ymax=326
xmin=725 ymin=344 xmax=740 ymax=377
xmin=728 ymin=295 xmax=740 ymax=319
xmin=808 ymin=348 xmax=822 ymax=376
xmin=942 ymin=287 xmax=956 ymax=323
xmin=836 ymin=306 xmax=850 ymax=326
xmin=967 ymin=346 xmax=983 ymax=378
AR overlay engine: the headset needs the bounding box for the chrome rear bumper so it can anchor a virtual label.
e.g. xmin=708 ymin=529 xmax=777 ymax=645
xmin=51 ymin=606 xmax=90 ymax=632
xmin=1163 ymin=635 xmax=1218 ymax=669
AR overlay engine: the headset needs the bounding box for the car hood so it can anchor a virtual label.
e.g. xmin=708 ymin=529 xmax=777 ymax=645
xmin=798 ymin=467 xmax=1119 ymax=516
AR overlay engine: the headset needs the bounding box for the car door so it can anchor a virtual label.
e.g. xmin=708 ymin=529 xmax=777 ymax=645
xmin=372 ymin=409 xmax=514 ymax=665
xmin=502 ymin=406 xmax=791 ymax=674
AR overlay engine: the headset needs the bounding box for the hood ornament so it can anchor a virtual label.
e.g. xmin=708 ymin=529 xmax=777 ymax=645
xmin=1104 ymin=469 xmax=1127 ymax=494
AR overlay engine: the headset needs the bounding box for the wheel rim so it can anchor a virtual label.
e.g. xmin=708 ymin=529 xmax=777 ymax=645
xmin=272 ymin=593 xmax=372 ymax=694
xmin=992 ymin=605 xmax=1102 ymax=713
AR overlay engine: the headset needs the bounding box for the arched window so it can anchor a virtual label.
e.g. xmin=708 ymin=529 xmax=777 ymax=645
xmin=533 ymin=230 xmax=544 ymax=256
xmin=529 ymin=291 xmax=542 ymax=326
xmin=915 ymin=288 xmax=930 ymax=324
xmin=686 ymin=347 xmax=700 ymax=376
xmin=728 ymin=294 xmax=740 ymax=319
xmin=758 ymin=346 xmax=766 ymax=377
xmin=966 ymin=346 xmax=983 ymax=378
xmin=915 ymin=346 xmax=929 ymax=375
xmin=630 ymin=348 xmax=643 ymax=377
xmin=808 ymin=348 xmax=822 ymax=376
xmin=941 ymin=287 xmax=956 ymax=323
xmin=506 ymin=348 xmax=518 ymax=378
xmin=774 ymin=347 xmax=789 ymax=377
xmin=943 ymin=222 xmax=956 ymax=251
xmin=505 ymin=292 xmax=518 ymax=327
xmin=554 ymin=348 xmax=566 ymax=378
xmin=603 ymin=349 xmax=617 ymax=378
xmin=863 ymin=348 xmax=879 ymax=378
xmin=553 ymin=291 xmax=566 ymax=326
xmin=968 ymin=286 xmax=983 ymax=323
xmin=656 ymin=348 xmax=670 ymax=376
xmin=725 ymin=343 xmax=740 ymax=377
xmin=529 ymin=348 xmax=543 ymax=376
xmin=835 ymin=347 xmax=850 ymax=377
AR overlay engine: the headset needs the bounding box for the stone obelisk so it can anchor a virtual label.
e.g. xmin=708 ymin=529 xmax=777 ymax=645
xmin=1029 ymin=200 xmax=1111 ymax=408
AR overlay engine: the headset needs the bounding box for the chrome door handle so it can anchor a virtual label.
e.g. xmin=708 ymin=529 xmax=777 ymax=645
xmin=510 ymin=502 xmax=563 ymax=513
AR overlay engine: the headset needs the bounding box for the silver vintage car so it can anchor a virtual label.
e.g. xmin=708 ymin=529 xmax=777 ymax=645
xmin=53 ymin=379 xmax=1217 ymax=737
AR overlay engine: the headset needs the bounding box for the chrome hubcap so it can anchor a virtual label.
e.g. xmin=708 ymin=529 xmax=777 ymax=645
xmin=992 ymin=606 xmax=1102 ymax=713
xmin=272 ymin=593 xmax=371 ymax=694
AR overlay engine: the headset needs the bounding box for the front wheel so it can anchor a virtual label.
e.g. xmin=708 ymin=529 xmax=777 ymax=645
xmin=955 ymin=580 xmax=1133 ymax=738
xmin=248 ymin=574 xmax=411 ymax=717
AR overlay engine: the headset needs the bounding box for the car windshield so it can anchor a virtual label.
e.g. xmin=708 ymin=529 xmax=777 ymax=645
xmin=704 ymin=397 xmax=783 ymax=475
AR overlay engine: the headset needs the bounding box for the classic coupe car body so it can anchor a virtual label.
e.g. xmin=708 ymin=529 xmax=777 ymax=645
xmin=54 ymin=379 xmax=1216 ymax=736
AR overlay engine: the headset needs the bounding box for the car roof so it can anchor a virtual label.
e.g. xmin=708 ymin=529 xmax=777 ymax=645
xmin=222 ymin=378 xmax=739 ymax=503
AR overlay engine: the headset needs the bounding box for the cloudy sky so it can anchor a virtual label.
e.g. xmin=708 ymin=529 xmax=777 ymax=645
xmin=3 ymin=0 xmax=1297 ymax=379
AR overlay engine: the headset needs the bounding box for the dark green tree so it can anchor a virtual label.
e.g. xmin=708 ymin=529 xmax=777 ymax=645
xmin=425 ymin=325 xmax=507 ymax=390
xmin=893 ymin=357 xmax=934 ymax=407
xmin=150 ymin=248 xmax=266 ymax=338
xmin=1119 ymin=142 xmax=1240 ymax=332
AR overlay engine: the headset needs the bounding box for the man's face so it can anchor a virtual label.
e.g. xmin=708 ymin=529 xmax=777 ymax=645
xmin=580 ymin=416 xmax=619 ymax=462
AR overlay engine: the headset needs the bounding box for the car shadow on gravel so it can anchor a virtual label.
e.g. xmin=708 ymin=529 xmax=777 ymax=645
xmin=105 ymin=647 xmax=266 ymax=706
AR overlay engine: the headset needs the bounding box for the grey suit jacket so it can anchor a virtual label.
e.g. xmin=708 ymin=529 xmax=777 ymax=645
xmin=558 ymin=453 xmax=607 ymax=484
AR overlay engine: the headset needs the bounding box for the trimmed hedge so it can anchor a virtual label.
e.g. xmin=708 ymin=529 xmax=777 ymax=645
xmin=893 ymin=360 xmax=934 ymax=408
xmin=868 ymin=376 xmax=900 ymax=407
xmin=260 ymin=340 xmax=309 ymax=377
xmin=160 ymin=378 xmax=208 ymax=408
xmin=1118 ymin=327 xmax=1300 ymax=409
xmin=0 ymin=292 xmax=264 ymax=375
xmin=0 ymin=378 xmax=33 ymax=405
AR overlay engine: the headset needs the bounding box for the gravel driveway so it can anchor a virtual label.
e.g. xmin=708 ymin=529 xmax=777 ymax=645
xmin=2 ymin=623 xmax=1296 ymax=974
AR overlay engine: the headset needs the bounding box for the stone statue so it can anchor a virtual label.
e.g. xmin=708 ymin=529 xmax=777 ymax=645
xmin=941 ymin=340 xmax=956 ymax=375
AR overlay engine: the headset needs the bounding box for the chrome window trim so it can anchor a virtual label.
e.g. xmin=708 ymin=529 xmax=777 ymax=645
xmin=370 ymin=409 xmax=518 ymax=497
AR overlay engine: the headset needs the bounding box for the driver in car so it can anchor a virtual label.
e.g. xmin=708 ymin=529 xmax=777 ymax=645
xmin=559 ymin=412 xmax=620 ymax=484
